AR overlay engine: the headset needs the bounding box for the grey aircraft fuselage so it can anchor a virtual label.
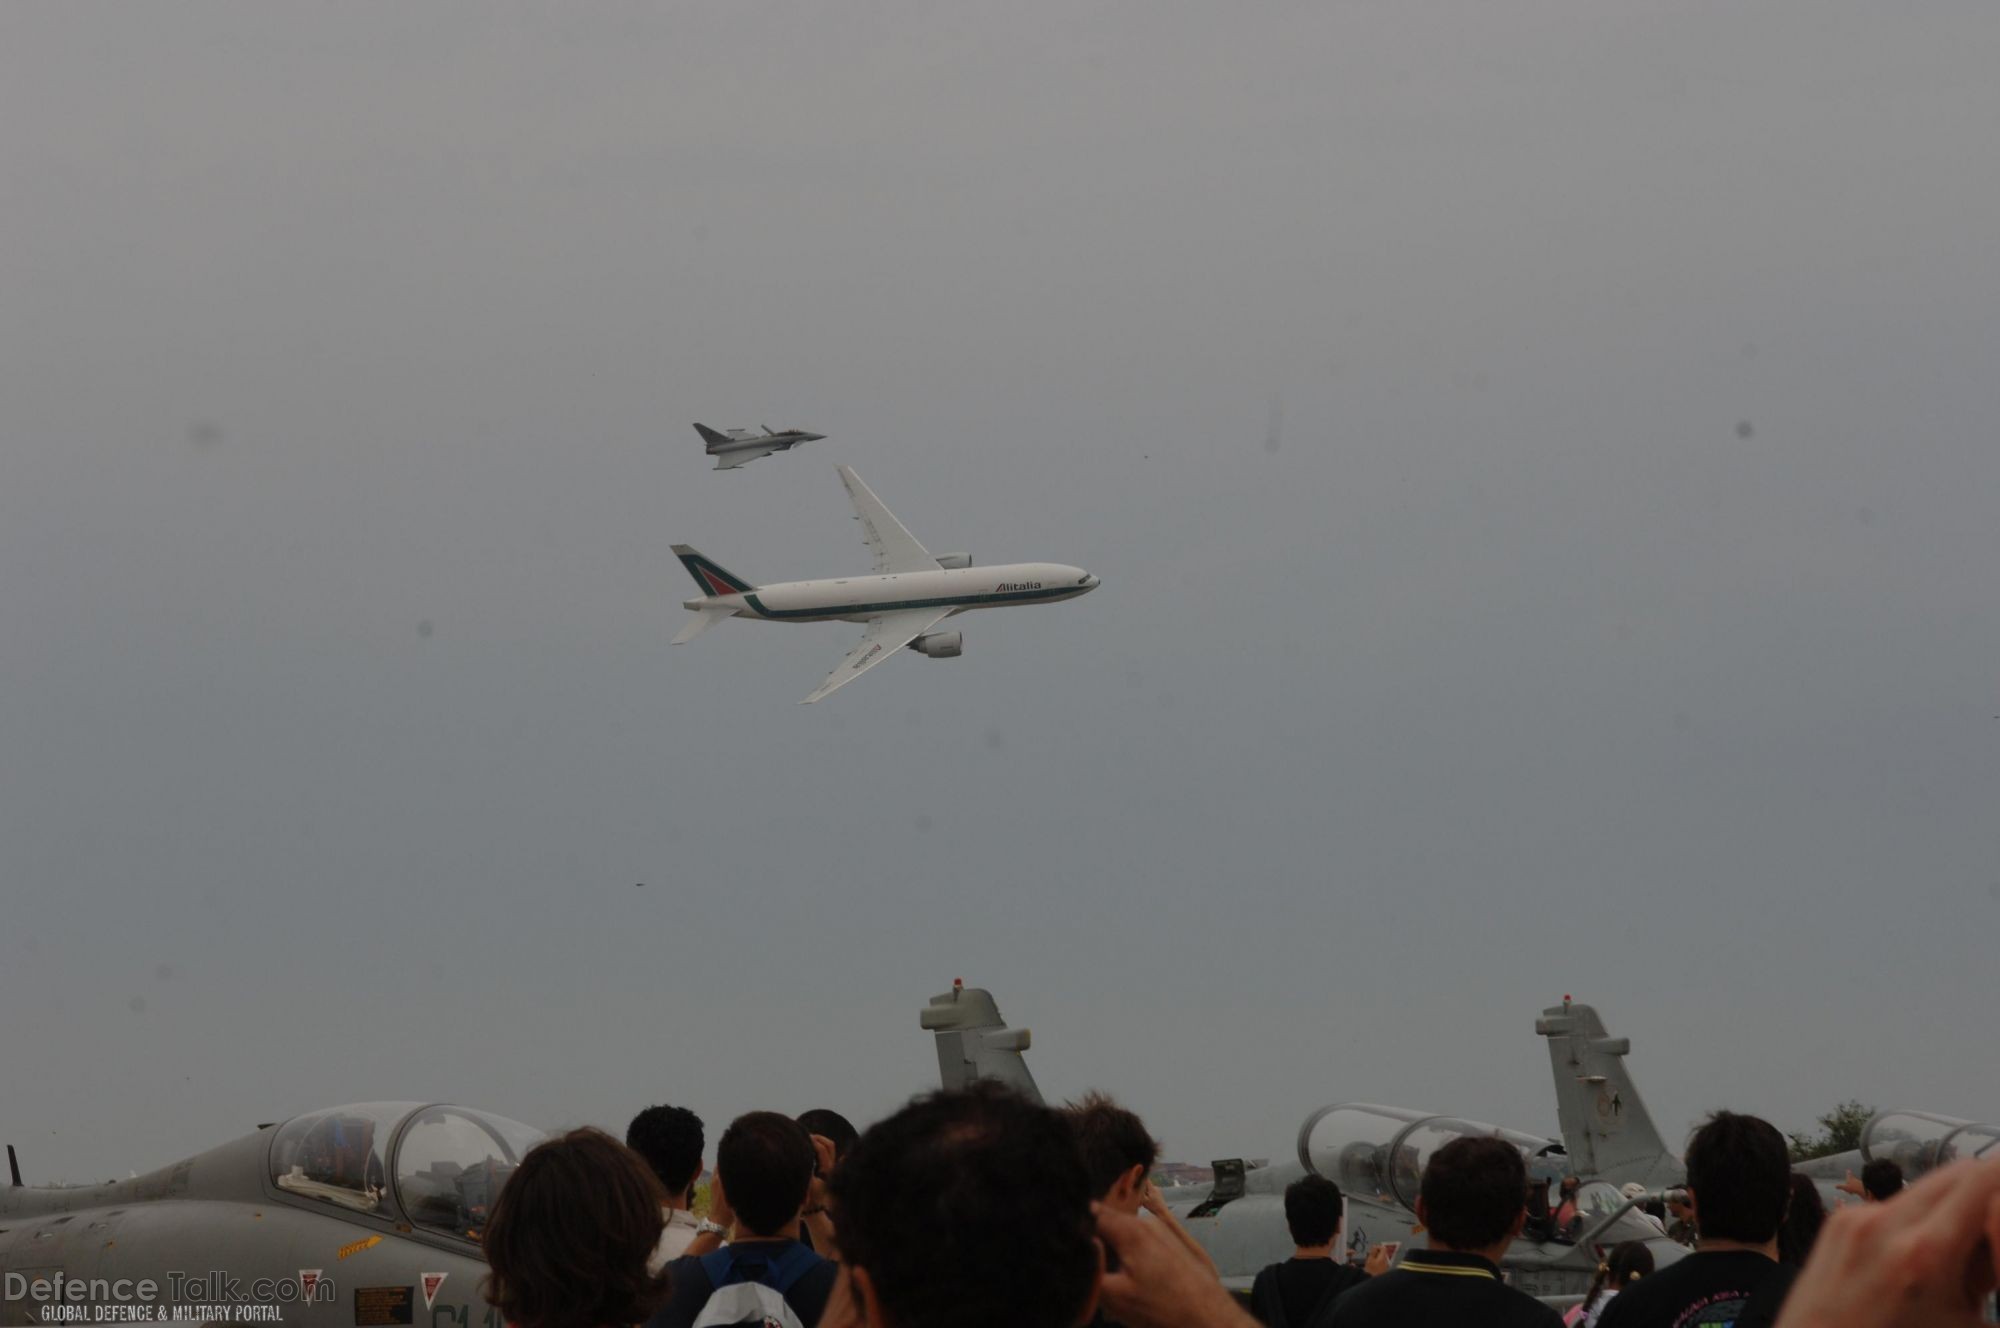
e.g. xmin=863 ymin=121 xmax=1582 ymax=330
xmin=1 ymin=1103 xmax=536 ymax=1328
xmin=693 ymin=423 xmax=824 ymax=470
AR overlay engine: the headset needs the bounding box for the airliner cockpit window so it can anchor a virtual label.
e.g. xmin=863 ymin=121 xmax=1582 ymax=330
xmin=394 ymin=1105 xmax=545 ymax=1242
xmin=270 ymin=1103 xmax=412 ymax=1212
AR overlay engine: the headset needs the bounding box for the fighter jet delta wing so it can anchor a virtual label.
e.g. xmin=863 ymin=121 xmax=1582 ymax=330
xmin=839 ymin=464 xmax=940 ymax=573
xmin=802 ymin=606 xmax=954 ymax=704
xmin=713 ymin=445 xmax=777 ymax=470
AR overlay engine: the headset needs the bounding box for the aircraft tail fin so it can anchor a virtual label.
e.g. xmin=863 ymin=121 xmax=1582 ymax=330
xmin=671 ymin=544 xmax=757 ymax=598
xmin=921 ymin=982 xmax=1044 ymax=1104
xmin=693 ymin=423 xmax=733 ymax=453
xmin=1536 ymin=999 xmax=1683 ymax=1187
xmin=672 ymin=607 xmax=733 ymax=645
xmin=8 ymin=1144 xmax=22 ymax=1187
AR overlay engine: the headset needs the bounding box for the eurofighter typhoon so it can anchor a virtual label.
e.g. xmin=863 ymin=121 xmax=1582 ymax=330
xmin=693 ymin=422 xmax=824 ymax=470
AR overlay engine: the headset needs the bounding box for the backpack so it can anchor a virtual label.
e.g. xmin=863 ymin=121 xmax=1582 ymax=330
xmin=689 ymin=1244 xmax=820 ymax=1328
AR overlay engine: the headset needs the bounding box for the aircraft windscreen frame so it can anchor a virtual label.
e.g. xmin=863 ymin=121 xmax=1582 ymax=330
xmin=1298 ymin=1103 xmax=1565 ymax=1213
xmin=1860 ymin=1111 xmax=2000 ymax=1178
xmin=267 ymin=1102 xmax=544 ymax=1244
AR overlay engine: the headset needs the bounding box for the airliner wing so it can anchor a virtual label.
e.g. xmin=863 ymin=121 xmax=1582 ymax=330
xmin=839 ymin=466 xmax=938 ymax=574
xmin=801 ymin=607 xmax=953 ymax=704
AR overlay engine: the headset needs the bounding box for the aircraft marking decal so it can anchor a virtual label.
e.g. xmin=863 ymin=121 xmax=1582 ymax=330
xmin=420 ymin=1274 xmax=448 ymax=1311
xmin=337 ymin=1234 xmax=383 ymax=1260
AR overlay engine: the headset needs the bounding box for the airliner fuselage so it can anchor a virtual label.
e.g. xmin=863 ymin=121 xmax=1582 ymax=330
xmin=683 ymin=562 xmax=1098 ymax=624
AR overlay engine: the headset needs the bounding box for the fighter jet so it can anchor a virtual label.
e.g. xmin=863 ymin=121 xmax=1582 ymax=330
xmin=672 ymin=466 xmax=1100 ymax=703
xmin=922 ymin=985 xmax=1986 ymax=1304
xmin=694 ymin=422 xmax=824 ymax=470
xmin=0 ymin=1102 xmax=538 ymax=1326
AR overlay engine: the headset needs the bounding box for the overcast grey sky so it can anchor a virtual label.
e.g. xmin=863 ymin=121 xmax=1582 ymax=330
xmin=4 ymin=2 xmax=1997 ymax=1183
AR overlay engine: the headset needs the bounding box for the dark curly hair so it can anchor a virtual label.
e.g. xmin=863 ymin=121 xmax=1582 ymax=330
xmin=482 ymin=1128 xmax=672 ymax=1328
xmin=627 ymin=1103 xmax=705 ymax=1198
xmin=832 ymin=1084 xmax=1097 ymax=1328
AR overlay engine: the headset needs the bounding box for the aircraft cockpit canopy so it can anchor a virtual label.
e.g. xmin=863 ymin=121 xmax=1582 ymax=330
xmin=270 ymin=1102 xmax=408 ymax=1212
xmin=1298 ymin=1103 xmax=1561 ymax=1213
xmin=395 ymin=1104 xmax=544 ymax=1240
xmin=269 ymin=1102 xmax=545 ymax=1241
xmin=1860 ymin=1112 xmax=2000 ymax=1180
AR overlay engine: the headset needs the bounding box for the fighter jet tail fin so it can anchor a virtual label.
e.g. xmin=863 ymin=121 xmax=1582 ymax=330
xmin=921 ymin=983 xmax=1044 ymax=1104
xmin=693 ymin=423 xmax=733 ymax=453
xmin=1536 ymin=999 xmax=1683 ymax=1187
xmin=8 ymin=1144 xmax=22 ymax=1187
xmin=671 ymin=545 xmax=757 ymax=598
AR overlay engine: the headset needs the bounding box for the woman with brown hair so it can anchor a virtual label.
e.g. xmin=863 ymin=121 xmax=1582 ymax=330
xmin=484 ymin=1127 xmax=675 ymax=1328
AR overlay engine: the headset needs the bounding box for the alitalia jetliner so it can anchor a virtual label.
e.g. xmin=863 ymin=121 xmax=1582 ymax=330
xmin=673 ymin=466 xmax=1100 ymax=702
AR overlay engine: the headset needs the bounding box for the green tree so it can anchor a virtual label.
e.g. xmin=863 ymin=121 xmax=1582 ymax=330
xmin=1787 ymin=1100 xmax=1876 ymax=1162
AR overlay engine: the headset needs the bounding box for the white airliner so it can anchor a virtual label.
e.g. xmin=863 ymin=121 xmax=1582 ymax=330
xmin=673 ymin=466 xmax=1100 ymax=703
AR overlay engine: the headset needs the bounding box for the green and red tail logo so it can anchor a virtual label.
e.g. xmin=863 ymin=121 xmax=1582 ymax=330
xmin=674 ymin=546 xmax=755 ymax=597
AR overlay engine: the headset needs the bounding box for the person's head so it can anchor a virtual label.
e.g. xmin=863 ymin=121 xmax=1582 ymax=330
xmin=715 ymin=1111 xmax=815 ymax=1238
xmin=1683 ymin=1111 xmax=1790 ymax=1246
xmin=1778 ymin=1172 xmax=1827 ymax=1266
xmin=796 ymin=1108 xmax=860 ymax=1165
xmin=625 ymin=1104 xmax=704 ymax=1204
xmin=483 ymin=1128 xmax=671 ymax=1328
xmin=1666 ymin=1187 xmax=1694 ymax=1221
xmin=1859 ymin=1158 xmax=1905 ymax=1202
xmin=1284 ymin=1175 xmax=1345 ymax=1250
xmin=1060 ymin=1091 xmax=1159 ymax=1213
xmin=1606 ymin=1240 xmax=1654 ymax=1288
xmin=1416 ymin=1137 xmax=1530 ymax=1257
xmin=1558 ymin=1174 xmax=1581 ymax=1200
xmin=832 ymin=1084 xmax=1097 ymax=1328
xmin=1581 ymin=1238 xmax=1654 ymax=1315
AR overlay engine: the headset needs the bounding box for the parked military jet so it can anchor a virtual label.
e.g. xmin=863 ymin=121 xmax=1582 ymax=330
xmin=673 ymin=466 xmax=1099 ymax=702
xmin=693 ymin=423 xmax=823 ymax=470
xmin=1 ymin=1102 xmax=539 ymax=1327
xmin=922 ymin=985 xmax=1972 ymax=1303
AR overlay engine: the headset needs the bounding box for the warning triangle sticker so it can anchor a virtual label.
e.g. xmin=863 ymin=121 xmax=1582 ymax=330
xmin=421 ymin=1274 xmax=448 ymax=1310
xmin=299 ymin=1271 xmax=323 ymax=1299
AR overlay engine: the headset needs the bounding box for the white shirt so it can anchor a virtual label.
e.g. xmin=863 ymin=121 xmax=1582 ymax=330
xmin=650 ymin=1207 xmax=702 ymax=1273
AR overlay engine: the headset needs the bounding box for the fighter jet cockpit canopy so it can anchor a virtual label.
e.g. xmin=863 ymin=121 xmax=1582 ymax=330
xmin=1297 ymin=1103 xmax=1565 ymax=1214
xmin=269 ymin=1102 xmax=544 ymax=1241
xmin=1860 ymin=1112 xmax=2000 ymax=1180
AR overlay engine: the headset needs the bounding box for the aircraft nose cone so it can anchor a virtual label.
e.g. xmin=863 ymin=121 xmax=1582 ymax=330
xmin=1084 ymin=573 xmax=1101 ymax=589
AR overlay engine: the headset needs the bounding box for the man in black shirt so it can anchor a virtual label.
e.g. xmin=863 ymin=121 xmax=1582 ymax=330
xmin=1249 ymin=1175 xmax=1372 ymax=1327
xmin=1596 ymin=1111 xmax=1797 ymax=1328
xmin=1324 ymin=1136 xmax=1561 ymax=1328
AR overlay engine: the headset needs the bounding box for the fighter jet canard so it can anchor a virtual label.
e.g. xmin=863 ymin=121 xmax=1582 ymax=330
xmin=920 ymin=987 xmax=1990 ymax=1305
xmin=693 ymin=422 xmax=824 ymax=470
xmin=672 ymin=465 xmax=1100 ymax=703
xmin=0 ymin=1103 xmax=532 ymax=1327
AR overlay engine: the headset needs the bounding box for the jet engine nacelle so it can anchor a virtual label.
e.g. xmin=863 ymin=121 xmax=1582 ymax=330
xmin=910 ymin=632 xmax=963 ymax=658
xmin=935 ymin=552 xmax=973 ymax=569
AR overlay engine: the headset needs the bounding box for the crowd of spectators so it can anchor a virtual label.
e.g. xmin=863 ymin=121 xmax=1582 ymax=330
xmin=478 ymin=1091 xmax=2000 ymax=1328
